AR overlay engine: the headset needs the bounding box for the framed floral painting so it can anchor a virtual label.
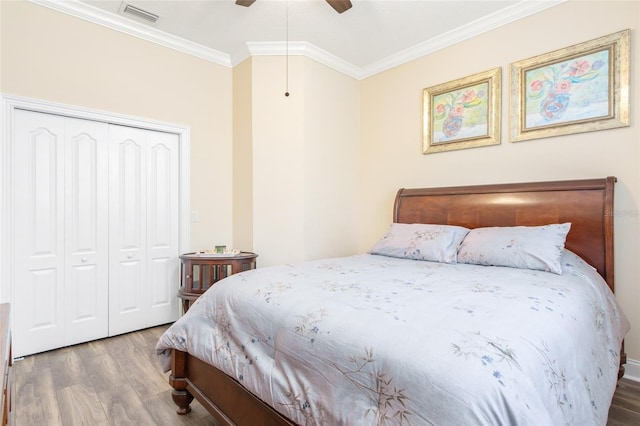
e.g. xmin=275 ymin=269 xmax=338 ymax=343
xmin=423 ymin=68 xmax=501 ymax=154
xmin=511 ymin=29 xmax=630 ymax=142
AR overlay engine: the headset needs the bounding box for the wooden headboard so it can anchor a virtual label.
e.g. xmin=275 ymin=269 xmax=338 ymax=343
xmin=394 ymin=177 xmax=616 ymax=292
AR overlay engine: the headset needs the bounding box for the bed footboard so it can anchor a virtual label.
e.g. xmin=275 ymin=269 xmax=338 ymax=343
xmin=169 ymin=349 xmax=296 ymax=425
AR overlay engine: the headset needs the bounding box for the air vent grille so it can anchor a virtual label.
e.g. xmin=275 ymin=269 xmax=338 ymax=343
xmin=121 ymin=4 xmax=159 ymax=23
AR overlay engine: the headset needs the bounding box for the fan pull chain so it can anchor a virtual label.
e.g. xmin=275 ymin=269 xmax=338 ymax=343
xmin=285 ymin=0 xmax=290 ymax=97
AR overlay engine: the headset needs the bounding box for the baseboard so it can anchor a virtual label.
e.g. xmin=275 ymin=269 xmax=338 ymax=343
xmin=623 ymin=357 xmax=640 ymax=382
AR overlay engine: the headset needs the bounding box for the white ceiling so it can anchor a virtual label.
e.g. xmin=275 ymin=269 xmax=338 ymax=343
xmin=34 ymin=0 xmax=565 ymax=79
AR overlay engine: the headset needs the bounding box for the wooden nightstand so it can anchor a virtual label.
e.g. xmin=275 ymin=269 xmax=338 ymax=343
xmin=178 ymin=252 xmax=258 ymax=312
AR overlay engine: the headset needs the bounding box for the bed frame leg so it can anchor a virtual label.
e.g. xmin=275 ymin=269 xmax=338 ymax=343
xmin=171 ymin=388 xmax=194 ymax=414
xmin=618 ymin=349 xmax=627 ymax=380
xmin=169 ymin=349 xmax=194 ymax=414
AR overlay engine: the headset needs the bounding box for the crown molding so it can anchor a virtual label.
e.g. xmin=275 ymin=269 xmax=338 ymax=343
xmin=359 ymin=0 xmax=566 ymax=79
xmin=28 ymin=0 xmax=565 ymax=80
xmin=28 ymin=0 xmax=232 ymax=67
xmin=246 ymin=42 xmax=361 ymax=78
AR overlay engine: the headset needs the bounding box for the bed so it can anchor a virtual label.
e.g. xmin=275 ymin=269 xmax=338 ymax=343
xmin=156 ymin=177 xmax=629 ymax=425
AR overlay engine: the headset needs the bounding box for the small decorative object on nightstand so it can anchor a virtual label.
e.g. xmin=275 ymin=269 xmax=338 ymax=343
xmin=178 ymin=251 xmax=258 ymax=313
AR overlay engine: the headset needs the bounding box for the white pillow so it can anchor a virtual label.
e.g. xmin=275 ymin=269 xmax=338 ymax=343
xmin=457 ymin=223 xmax=571 ymax=274
xmin=369 ymin=223 xmax=470 ymax=264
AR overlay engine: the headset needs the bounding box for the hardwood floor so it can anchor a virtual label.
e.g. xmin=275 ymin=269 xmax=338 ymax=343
xmin=13 ymin=324 xmax=217 ymax=426
xmin=13 ymin=324 xmax=640 ymax=425
xmin=609 ymin=377 xmax=640 ymax=425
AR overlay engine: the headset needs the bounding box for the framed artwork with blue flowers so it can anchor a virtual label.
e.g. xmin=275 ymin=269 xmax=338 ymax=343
xmin=423 ymin=67 xmax=501 ymax=154
xmin=511 ymin=29 xmax=630 ymax=142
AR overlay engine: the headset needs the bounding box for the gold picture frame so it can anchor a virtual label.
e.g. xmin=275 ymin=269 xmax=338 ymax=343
xmin=511 ymin=29 xmax=630 ymax=142
xmin=423 ymin=67 xmax=501 ymax=154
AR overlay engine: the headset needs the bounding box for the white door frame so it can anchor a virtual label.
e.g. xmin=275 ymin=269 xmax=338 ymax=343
xmin=0 ymin=93 xmax=191 ymax=307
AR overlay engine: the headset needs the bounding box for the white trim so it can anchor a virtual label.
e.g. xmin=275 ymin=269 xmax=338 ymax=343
xmin=358 ymin=0 xmax=566 ymax=79
xmin=28 ymin=0 xmax=231 ymax=67
xmin=0 ymin=93 xmax=191 ymax=304
xmin=624 ymin=357 xmax=640 ymax=382
xmin=27 ymin=0 xmax=566 ymax=80
xmin=247 ymin=41 xmax=361 ymax=78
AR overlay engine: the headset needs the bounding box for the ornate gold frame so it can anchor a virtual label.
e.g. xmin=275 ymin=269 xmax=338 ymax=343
xmin=423 ymin=68 xmax=501 ymax=154
xmin=510 ymin=29 xmax=630 ymax=142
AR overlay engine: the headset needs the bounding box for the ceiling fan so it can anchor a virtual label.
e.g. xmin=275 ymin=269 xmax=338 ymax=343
xmin=235 ymin=0 xmax=353 ymax=14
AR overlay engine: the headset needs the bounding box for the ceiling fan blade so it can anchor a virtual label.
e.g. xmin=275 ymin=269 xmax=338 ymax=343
xmin=326 ymin=0 xmax=352 ymax=14
xmin=235 ymin=0 xmax=256 ymax=7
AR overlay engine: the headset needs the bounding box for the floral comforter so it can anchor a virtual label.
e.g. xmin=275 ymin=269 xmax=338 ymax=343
xmin=156 ymin=251 xmax=629 ymax=426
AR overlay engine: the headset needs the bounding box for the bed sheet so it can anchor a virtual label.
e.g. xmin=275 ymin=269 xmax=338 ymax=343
xmin=156 ymin=250 xmax=629 ymax=426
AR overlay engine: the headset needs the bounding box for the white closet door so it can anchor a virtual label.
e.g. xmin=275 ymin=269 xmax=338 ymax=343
xmin=64 ymin=117 xmax=109 ymax=345
xmin=108 ymin=125 xmax=179 ymax=335
xmin=146 ymin=131 xmax=180 ymax=325
xmin=109 ymin=125 xmax=148 ymax=334
xmin=13 ymin=110 xmax=66 ymax=356
xmin=13 ymin=110 xmax=109 ymax=356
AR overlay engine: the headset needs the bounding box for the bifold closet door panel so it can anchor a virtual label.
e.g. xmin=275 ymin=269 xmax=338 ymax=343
xmin=13 ymin=110 xmax=66 ymax=356
xmin=146 ymin=131 xmax=180 ymax=326
xmin=12 ymin=110 xmax=109 ymax=357
xmin=64 ymin=117 xmax=109 ymax=346
xmin=108 ymin=125 xmax=148 ymax=335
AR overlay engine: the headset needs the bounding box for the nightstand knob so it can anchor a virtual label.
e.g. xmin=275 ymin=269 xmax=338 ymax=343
xmin=81 ymin=257 xmax=88 ymax=263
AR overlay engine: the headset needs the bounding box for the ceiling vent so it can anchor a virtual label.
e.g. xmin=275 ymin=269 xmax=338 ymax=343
xmin=120 ymin=3 xmax=159 ymax=24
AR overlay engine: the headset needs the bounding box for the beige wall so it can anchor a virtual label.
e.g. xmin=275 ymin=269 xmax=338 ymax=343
xmin=232 ymin=58 xmax=254 ymax=251
xmin=359 ymin=0 xmax=640 ymax=361
xmin=302 ymin=58 xmax=361 ymax=261
xmin=250 ymin=56 xmax=361 ymax=266
xmin=251 ymin=56 xmax=307 ymax=265
xmin=0 ymin=0 xmax=234 ymax=252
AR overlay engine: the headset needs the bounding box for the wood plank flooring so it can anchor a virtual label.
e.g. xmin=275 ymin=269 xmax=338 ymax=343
xmin=14 ymin=324 xmax=216 ymax=426
xmin=13 ymin=324 xmax=640 ymax=425
xmin=609 ymin=377 xmax=640 ymax=425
